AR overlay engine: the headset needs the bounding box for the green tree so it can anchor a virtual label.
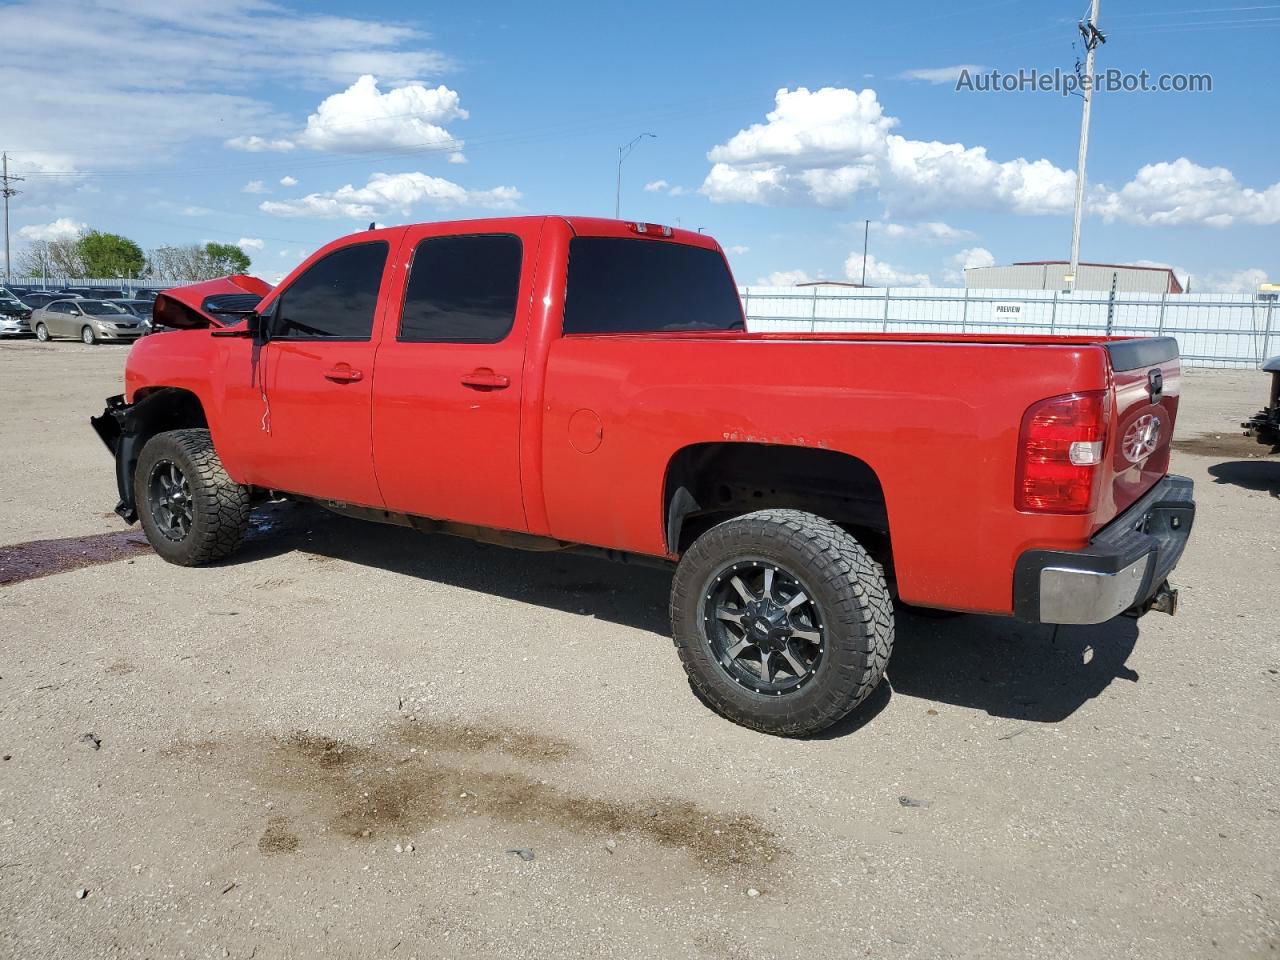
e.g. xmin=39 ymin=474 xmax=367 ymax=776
xmin=204 ymin=242 xmax=251 ymax=275
xmin=76 ymin=231 xmax=145 ymax=278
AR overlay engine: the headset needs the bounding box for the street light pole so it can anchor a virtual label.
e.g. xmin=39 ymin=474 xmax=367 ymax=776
xmin=615 ymin=133 xmax=656 ymax=219
xmin=1067 ymin=0 xmax=1105 ymax=291
xmin=861 ymin=219 xmax=870 ymax=286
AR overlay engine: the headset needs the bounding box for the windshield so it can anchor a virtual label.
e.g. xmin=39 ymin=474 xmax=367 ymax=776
xmin=0 ymin=287 xmax=21 ymax=305
xmin=81 ymin=301 xmax=128 ymax=315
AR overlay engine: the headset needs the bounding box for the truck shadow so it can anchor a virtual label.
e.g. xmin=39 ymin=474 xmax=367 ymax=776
xmin=238 ymin=502 xmax=1142 ymax=732
xmin=883 ymin=609 xmax=1140 ymax=725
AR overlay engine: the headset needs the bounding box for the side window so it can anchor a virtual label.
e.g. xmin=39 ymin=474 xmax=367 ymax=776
xmin=274 ymin=241 xmax=389 ymax=340
xmin=398 ymin=234 xmax=522 ymax=343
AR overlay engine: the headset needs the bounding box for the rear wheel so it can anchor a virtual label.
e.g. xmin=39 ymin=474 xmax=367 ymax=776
xmin=34 ymin=323 xmax=49 ymax=341
xmin=670 ymin=509 xmax=894 ymax=736
xmin=134 ymin=429 xmax=250 ymax=566
xmin=81 ymin=325 xmax=97 ymax=345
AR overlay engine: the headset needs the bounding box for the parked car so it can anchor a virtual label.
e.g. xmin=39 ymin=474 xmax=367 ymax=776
xmin=90 ymin=289 xmax=127 ymax=299
xmin=55 ymin=287 xmax=96 ymax=298
xmin=115 ymin=299 xmax=155 ymax=329
xmin=129 ymin=288 xmax=162 ymax=302
xmin=90 ymin=217 xmax=1197 ymax=736
xmin=0 ymin=287 xmax=33 ymax=336
xmin=31 ymin=298 xmax=145 ymax=344
xmin=20 ymin=292 xmax=70 ymax=309
xmin=1242 ymin=356 xmax=1280 ymax=449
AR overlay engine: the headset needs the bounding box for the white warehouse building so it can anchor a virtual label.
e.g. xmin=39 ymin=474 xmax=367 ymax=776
xmin=966 ymin=260 xmax=1185 ymax=294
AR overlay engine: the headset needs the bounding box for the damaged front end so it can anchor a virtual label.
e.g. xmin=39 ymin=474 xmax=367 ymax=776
xmin=90 ymin=395 xmax=140 ymax=523
xmin=1242 ymin=357 xmax=1280 ymax=450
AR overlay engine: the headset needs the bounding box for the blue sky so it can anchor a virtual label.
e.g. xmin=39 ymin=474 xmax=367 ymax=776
xmin=4 ymin=0 xmax=1277 ymax=290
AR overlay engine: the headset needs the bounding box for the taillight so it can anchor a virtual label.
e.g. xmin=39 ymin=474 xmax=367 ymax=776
xmin=1016 ymin=390 xmax=1110 ymax=514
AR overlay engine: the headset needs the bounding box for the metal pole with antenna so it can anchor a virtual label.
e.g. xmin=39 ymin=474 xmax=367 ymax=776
xmin=615 ymin=133 xmax=656 ymax=220
xmin=1067 ymin=0 xmax=1105 ymax=292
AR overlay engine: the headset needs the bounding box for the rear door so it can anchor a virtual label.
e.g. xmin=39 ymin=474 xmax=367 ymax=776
xmin=371 ymin=222 xmax=539 ymax=532
xmin=254 ymin=240 xmax=392 ymax=507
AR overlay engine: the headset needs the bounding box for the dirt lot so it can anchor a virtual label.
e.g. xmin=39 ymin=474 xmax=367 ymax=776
xmin=1 ymin=340 xmax=1277 ymax=960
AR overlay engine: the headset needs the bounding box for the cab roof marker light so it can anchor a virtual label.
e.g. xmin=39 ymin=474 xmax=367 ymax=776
xmin=628 ymin=222 xmax=673 ymax=238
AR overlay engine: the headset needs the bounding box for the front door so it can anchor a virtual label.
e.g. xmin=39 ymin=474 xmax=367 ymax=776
xmin=254 ymin=239 xmax=393 ymax=507
xmin=371 ymin=223 xmax=539 ymax=532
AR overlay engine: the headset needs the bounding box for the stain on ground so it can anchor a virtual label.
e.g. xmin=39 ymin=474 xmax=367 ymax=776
xmin=1173 ymin=432 xmax=1273 ymax=459
xmin=0 ymin=530 xmax=151 ymax=586
xmin=183 ymin=719 xmax=782 ymax=872
xmin=258 ymin=816 xmax=300 ymax=854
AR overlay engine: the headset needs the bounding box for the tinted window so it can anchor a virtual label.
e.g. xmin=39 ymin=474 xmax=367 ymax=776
xmin=398 ymin=234 xmax=522 ymax=343
xmin=275 ymin=241 xmax=388 ymax=340
xmin=562 ymin=238 xmax=743 ymax=334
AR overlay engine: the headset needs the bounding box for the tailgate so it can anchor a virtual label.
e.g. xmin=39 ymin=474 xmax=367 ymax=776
xmin=1102 ymin=337 xmax=1180 ymax=524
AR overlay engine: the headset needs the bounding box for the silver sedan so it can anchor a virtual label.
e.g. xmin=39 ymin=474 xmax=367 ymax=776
xmin=30 ymin=299 xmax=145 ymax=344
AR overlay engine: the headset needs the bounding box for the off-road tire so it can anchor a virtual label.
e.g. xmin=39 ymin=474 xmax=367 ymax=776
xmin=34 ymin=323 xmax=50 ymax=341
xmin=670 ymin=509 xmax=894 ymax=737
xmin=81 ymin=325 xmax=97 ymax=345
xmin=134 ymin=429 xmax=250 ymax=566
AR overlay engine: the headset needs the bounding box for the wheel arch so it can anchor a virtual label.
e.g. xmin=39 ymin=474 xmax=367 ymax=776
xmin=107 ymin=387 xmax=211 ymax=522
xmin=662 ymin=442 xmax=892 ymax=569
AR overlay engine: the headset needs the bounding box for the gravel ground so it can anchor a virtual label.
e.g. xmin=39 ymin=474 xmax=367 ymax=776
xmin=1 ymin=340 xmax=1277 ymax=960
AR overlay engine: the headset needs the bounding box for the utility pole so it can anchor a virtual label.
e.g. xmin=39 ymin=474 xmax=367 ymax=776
xmin=1 ymin=153 xmax=24 ymax=282
xmin=860 ymin=219 xmax=870 ymax=286
xmin=615 ymin=133 xmax=656 ymax=220
xmin=1067 ymin=0 xmax=1105 ymax=292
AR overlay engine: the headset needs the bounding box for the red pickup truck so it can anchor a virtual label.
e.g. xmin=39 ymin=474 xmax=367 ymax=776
xmin=92 ymin=216 xmax=1195 ymax=736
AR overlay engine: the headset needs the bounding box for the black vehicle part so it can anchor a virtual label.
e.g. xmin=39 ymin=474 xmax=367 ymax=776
xmin=91 ymin=390 xmax=209 ymax=523
xmin=670 ymin=508 xmax=894 ymax=737
xmin=1242 ymin=359 xmax=1280 ymax=449
xmin=134 ymin=429 xmax=250 ymax=565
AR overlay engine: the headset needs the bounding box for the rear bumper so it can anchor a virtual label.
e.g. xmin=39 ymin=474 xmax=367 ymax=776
xmin=1013 ymin=475 xmax=1195 ymax=624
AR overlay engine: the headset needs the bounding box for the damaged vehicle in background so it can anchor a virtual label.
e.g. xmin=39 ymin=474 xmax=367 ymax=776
xmin=0 ymin=286 xmax=33 ymax=337
xmin=1242 ymin=356 xmax=1280 ymax=449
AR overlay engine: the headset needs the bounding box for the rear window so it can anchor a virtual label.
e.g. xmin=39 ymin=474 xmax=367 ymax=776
xmin=562 ymin=237 xmax=743 ymax=334
xmin=398 ymin=234 xmax=522 ymax=343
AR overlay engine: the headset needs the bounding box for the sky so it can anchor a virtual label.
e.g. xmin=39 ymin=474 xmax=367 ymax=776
xmin=2 ymin=0 xmax=1277 ymax=291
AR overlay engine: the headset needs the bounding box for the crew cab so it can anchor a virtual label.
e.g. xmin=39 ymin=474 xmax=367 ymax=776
xmin=92 ymin=216 xmax=1195 ymax=736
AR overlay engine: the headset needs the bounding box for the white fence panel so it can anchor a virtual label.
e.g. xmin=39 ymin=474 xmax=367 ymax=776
xmin=740 ymin=285 xmax=1277 ymax=368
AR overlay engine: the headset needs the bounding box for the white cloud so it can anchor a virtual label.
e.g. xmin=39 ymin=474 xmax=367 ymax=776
xmin=18 ymin=217 xmax=86 ymax=241
xmin=242 ymin=180 xmax=270 ymax=194
xmin=0 ymin=0 xmax=449 ymax=183
xmin=296 ymin=75 xmax=467 ymax=154
xmin=259 ymin=171 xmax=521 ymax=219
xmin=1197 ymin=267 xmax=1270 ymax=294
xmin=701 ymin=86 xmax=1280 ymax=227
xmin=225 ymin=135 xmax=296 ymax=153
xmin=1092 ymin=158 xmax=1280 ymax=227
xmin=280 ymin=176 xmax=299 ymax=187
xmin=941 ymin=246 xmax=996 ymax=283
xmin=756 ymin=269 xmax=814 ymax=286
xmin=180 ymin=205 xmax=213 ymax=216
xmin=643 ymin=179 xmax=686 ymax=196
xmin=727 ymin=245 xmax=750 ymax=255
xmin=237 ymin=237 xmax=266 ymax=250
xmin=448 ymin=152 xmax=467 ymax=164
xmin=844 ymin=253 xmax=932 ymax=287
xmin=874 ymin=220 xmax=977 ymax=244
xmin=900 ymin=65 xmax=985 ymax=85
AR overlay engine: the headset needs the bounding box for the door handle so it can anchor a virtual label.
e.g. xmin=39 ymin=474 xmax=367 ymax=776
xmin=324 ymin=364 xmax=364 ymax=383
xmin=460 ymin=369 xmax=510 ymax=390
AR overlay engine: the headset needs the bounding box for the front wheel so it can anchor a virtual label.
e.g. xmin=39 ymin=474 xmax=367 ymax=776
xmin=134 ymin=429 xmax=251 ymax=566
xmin=670 ymin=509 xmax=894 ymax=736
xmin=81 ymin=325 xmax=97 ymax=345
xmin=34 ymin=323 xmax=50 ymax=341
